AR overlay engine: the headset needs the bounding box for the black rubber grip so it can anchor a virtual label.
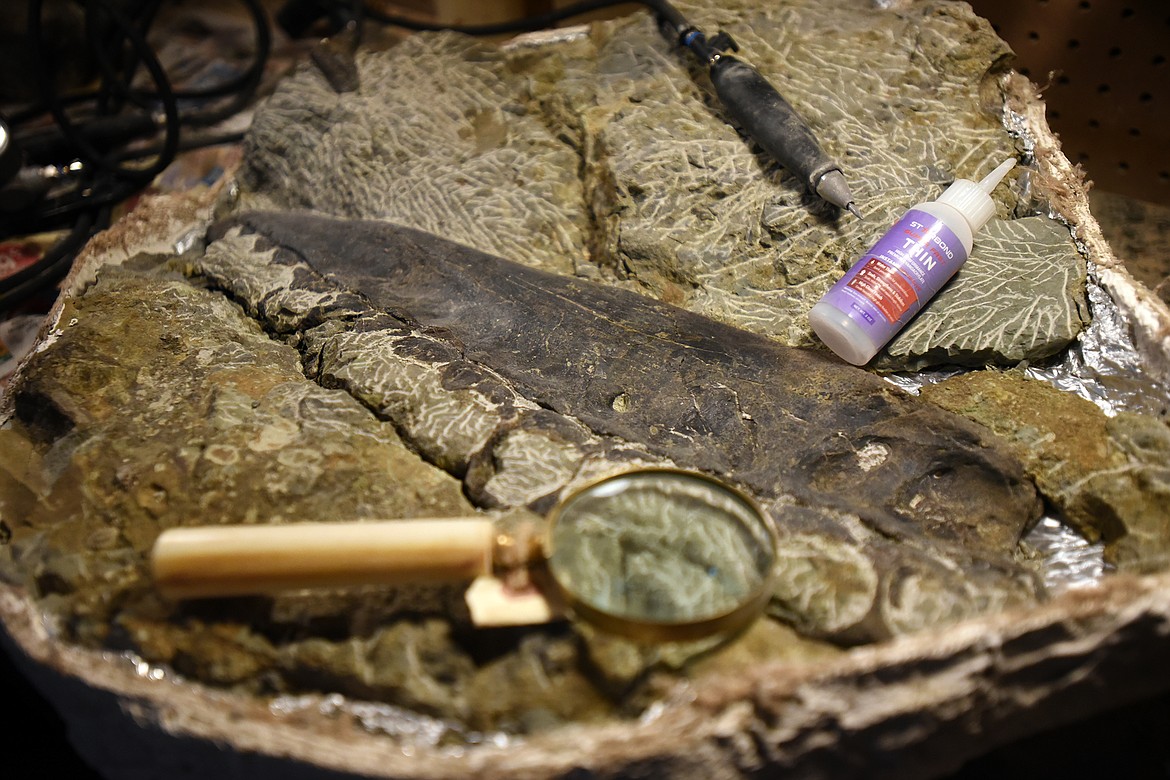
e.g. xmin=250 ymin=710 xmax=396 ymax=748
xmin=709 ymin=55 xmax=836 ymax=191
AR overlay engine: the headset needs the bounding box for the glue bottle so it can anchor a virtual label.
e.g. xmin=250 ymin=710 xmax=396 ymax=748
xmin=808 ymin=158 xmax=1016 ymax=365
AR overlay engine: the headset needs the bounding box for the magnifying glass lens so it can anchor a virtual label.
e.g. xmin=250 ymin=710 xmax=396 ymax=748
xmin=546 ymin=470 xmax=775 ymax=638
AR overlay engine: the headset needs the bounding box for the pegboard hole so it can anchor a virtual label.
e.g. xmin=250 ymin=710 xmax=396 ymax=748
xmin=969 ymin=0 xmax=1170 ymax=203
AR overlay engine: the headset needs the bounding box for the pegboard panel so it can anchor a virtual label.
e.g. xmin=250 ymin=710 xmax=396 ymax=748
xmin=969 ymin=0 xmax=1170 ymax=206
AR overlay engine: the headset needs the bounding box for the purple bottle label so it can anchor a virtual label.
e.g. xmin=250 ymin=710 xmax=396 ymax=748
xmin=821 ymin=209 xmax=967 ymax=339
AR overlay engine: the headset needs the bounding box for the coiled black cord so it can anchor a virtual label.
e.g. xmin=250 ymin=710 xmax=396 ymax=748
xmin=1 ymin=0 xmax=679 ymax=310
xmin=29 ymin=0 xmax=181 ymax=185
xmin=0 ymin=0 xmax=272 ymax=309
xmin=0 ymin=209 xmax=103 ymax=312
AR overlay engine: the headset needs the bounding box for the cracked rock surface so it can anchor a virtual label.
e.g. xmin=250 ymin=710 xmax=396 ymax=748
xmin=238 ymin=0 xmax=1088 ymax=368
xmin=206 ymin=212 xmax=1046 ymax=644
xmin=922 ymin=370 xmax=1170 ymax=574
xmin=1 ymin=203 xmax=1046 ymax=740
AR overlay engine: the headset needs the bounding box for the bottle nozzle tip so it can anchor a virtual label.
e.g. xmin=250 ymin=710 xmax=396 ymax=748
xmin=978 ymin=158 xmax=1017 ymax=193
xmin=846 ymin=203 xmax=863 ymax=220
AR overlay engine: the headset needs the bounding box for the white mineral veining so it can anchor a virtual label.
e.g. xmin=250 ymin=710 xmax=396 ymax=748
xmin=855 ymin=442 xmax=890 ymax=472
xmin=313 ymin=327 xmax=539 ymax=472
xmin=769 ymin=534 xmax=879 ymax=634
xmin=478 ymin=427 xmax=586 ymax=507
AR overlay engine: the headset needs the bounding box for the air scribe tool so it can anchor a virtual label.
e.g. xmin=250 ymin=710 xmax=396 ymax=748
xmin=651 ymin=0 xmax=862 ymax=218
xmin=352 ymin=0 xmax=861 ymax=217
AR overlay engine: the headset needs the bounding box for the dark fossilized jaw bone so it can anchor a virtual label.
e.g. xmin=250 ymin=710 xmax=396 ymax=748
xmin=201 ymin=211 xmax=1046 ymax=641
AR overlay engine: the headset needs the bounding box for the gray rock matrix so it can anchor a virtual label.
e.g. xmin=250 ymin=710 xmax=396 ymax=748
xmin=237 ymin=0 xmax=1088 ymax=368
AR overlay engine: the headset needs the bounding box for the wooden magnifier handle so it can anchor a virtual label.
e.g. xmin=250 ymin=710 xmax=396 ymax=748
xmin=151 ymin=520 xmax=496 ymax=600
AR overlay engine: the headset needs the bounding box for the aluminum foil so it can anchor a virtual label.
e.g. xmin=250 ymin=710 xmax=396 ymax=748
xmin=1024 ymin=274 xmax=1169 ymax=420
xmin=267 ymin=692 xmax=514 ymax=754
xmin=1021 ymin=271 xmax=1168 ymax=590
xmin=1025 ymin=516 xmax=1108 ymax=593
xmin=887 ymin=271 xmax=1168 ymax=418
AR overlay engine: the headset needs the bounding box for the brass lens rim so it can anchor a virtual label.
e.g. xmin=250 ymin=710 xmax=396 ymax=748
xmin=542 ymin=468 xmax=778 ymax=643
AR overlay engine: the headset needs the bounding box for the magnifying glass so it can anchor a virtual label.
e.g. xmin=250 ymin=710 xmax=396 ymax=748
xmin=151 ymin=469 xmax=778 ymax=643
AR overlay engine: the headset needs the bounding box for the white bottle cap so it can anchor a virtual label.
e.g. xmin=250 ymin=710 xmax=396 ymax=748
xmin=935 ymin=158 xmax=1016 ymax=234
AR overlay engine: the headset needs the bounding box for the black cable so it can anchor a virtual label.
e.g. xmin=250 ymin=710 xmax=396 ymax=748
xmin=359 ymin=0 xmax=647 ymax=37
xmin=85 ymin=0 xmax=154 ymax=116
xmin=101 ymin=0 xmax=272 ymax=127
xmin=2 ymin=0 xmax=273 ymax=309
xmin=1 ymin=1 xmax=156 ymax=308
xmin=12 ymin=0 xmax=271 ymax=131
xmin=6 ymin=2 xmax=269 ymax=129
xmin=109 ymin=0 xmax=165 ymax=110
xmin=337 ymin=1 xmax=694 ymax=63
xmin=0 ymin=208 xmax=103 ymax=311
xmin=178 ymin=0 xmax=272 ymax=128
xmin=28 ymin=0 xmax=181 ymax=185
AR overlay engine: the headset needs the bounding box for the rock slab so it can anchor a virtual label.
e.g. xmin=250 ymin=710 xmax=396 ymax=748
xmin=238 ymin=0 xmax=1088 ymax=369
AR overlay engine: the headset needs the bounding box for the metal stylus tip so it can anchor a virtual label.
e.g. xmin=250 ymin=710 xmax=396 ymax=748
xmin=814 ymin=169 xmax=860 ymax=217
